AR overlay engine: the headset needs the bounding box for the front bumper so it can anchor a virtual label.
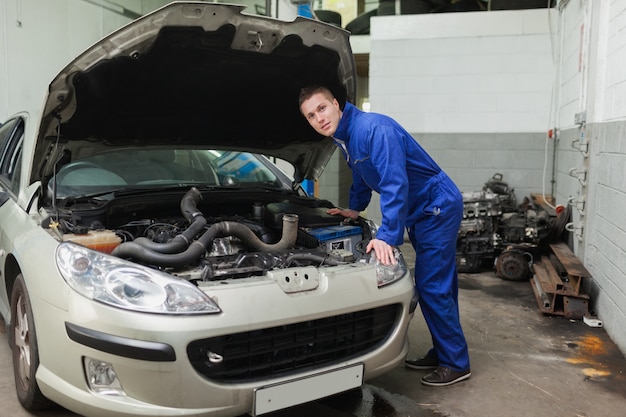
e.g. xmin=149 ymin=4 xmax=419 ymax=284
xmin=34 ymin=262 xmax=416 ymax=417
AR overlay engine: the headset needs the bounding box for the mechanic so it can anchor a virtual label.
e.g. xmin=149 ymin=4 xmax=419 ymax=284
xmin=298 ymin=85 xmax=470 ymax=386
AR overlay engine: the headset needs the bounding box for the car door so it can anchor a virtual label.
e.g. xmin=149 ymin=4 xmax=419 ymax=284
xmin=0 ymin=116 xmax=25 ymax=317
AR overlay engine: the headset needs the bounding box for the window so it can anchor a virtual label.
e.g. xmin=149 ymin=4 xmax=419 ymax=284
xmin=0 ymin=117 xmax=25 ymax=193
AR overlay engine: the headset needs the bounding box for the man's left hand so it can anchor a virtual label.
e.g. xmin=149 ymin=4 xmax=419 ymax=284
xmin=366 ymin=239 xmax=396 ymax=266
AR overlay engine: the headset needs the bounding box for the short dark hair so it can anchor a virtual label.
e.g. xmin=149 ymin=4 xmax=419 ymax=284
xmin=298 ymin=86 xmax=335 ymax=109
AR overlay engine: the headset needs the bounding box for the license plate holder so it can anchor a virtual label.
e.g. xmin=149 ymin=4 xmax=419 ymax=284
xmin=253 ymin=363 xmax=364 ymax=415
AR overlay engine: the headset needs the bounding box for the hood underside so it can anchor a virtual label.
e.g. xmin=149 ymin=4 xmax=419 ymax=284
xmin=33 ymin=3 xmax=356 ymax=185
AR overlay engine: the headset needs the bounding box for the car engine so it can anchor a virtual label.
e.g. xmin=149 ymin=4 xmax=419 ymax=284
xmin=44 ymin=187 xmax=374 ymax=281
xmin=456 ymin=174 xmax=562 ymax=281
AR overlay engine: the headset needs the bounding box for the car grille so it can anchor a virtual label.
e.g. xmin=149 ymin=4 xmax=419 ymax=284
xmin=187 ymin=304 xmax=400 ymax=382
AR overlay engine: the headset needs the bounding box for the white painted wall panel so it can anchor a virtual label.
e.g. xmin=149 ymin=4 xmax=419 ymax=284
xmin=603 ymin=0 xmax=626 ymax=120
xmin=0 ymin=0 xmax=172 ymax=121
xmin=554 ymin=0 xmax=626 ymax=354
xmin=580 ymin=120 xmax=626 ymax=353
xmin=0 ymin=1 xmax=8 ymax=122
xmin=370 ymin=10 xmax=556 ymax=134
xmin=0 ymin=0 xmax=134 ymax=119
xmin=555 ymin=0 xmax=588 ymax=128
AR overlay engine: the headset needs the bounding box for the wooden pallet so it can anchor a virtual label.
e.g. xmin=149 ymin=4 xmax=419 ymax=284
xmin=530 ymin=242 xmax=590 ymax=319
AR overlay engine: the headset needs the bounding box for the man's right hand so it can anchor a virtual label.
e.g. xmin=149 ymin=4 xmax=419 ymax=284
xmin=327 ymin=207 xmax=359 ymax=219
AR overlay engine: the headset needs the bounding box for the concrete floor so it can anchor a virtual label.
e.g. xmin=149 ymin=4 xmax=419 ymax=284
xmin=1 ymin=241 xmax=625 ymax=417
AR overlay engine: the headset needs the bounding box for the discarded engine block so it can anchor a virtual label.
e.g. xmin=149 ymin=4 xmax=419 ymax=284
xmin=456 ymin=174 xmax=554 ymax=281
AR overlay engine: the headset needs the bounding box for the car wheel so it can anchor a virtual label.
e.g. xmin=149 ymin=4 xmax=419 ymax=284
xmin=10 ymin=273 xmax=53 ymax=410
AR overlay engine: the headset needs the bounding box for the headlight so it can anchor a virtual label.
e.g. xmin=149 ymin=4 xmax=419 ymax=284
xmin=362 ymin=218 xmax=379 ymax=238
xmin=370 ymin=247 xmax=409 ymax=288
xmin=359 ymin=221 xmax=409 ymax=287
xmin=56 ymin=242 xmax=221 ymax=314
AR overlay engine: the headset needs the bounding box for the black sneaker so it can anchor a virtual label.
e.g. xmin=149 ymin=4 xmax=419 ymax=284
xmin=421 ymin=366 xmax=471 ymax=386
xmin=404 ymin=354 xmax=438 ymax=370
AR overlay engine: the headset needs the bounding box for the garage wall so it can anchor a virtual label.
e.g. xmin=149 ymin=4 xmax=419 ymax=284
xmin=366 ymin=1 xmax=626 ymax=355
xmin=554 ymin=0 xmax=626 ymax=353
xmin=0 ymin=0 xmax=170 ymax=121
xmin=368 ymin=9 xmax=557 ymax=201
xmin=551 ymin=0 xmax=589 ymax=256
xmin=362 ymin=9 xmax=557 ymax=226
xmin=356 ymin=9 xmax=558 ymax=231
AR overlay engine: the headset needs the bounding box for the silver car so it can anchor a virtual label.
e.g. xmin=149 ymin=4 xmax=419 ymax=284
xmin=0 ymin=3 xmax=417 ymax=416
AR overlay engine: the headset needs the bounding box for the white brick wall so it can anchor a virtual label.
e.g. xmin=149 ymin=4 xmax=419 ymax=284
xmin=541 ymin=0 xmax=626 ymax=354
xmin=364 ymin=9 xmax=558 ymax=238
xmin=555 ymin=0 xmax=588 ymax=128
xmin=364 ymin=9 xmax=557 ymax=232
xmin=419 ymin=132 xmax=552 ymax=199
xmin=548 ymin=0 xmax=626 ymax=353
xmin=603 ymin=0 xmax=626 ymax=120
xmin=370 ymin=9 xmax=556 ymax=134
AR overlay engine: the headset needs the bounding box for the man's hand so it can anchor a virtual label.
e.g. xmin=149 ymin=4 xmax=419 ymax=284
xmin=366 ymin=239 xmax=396 ymax=266
xmin=327 ymin=207 xmax=359 ymax=219
xmin=326 ymin=209 xmax=395 ymax=264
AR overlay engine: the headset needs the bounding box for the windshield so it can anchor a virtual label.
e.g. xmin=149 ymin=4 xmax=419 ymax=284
xmin=51 ymin=149 xmax=290 ymax=199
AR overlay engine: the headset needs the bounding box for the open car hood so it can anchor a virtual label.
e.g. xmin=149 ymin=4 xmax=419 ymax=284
xmin=32 ymin=2 xmax=356 ymax=186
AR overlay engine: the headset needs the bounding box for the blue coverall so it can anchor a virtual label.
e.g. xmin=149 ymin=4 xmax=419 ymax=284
xmin=333 ymin=102 xmax=470 ymax=372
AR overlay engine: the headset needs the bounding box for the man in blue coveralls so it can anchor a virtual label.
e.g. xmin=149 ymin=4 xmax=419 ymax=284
xmin=299 ymin=86 xmax=470 ymax=386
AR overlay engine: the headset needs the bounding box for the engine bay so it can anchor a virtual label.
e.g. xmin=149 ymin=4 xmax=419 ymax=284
xmin=43 ymin=187 xmax=372 ymax=281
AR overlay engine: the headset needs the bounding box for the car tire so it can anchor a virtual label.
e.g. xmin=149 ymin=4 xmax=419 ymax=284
xmin=10 ymin=274 xmax=53 ymax=410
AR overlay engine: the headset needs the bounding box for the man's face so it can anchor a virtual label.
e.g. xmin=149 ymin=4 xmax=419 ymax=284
xmin=300 ymin=92 xmax=342 ymax=137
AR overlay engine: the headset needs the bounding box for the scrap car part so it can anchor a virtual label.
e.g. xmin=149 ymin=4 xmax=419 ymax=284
xmin=495 ymin=248 xmax=532 ymax=281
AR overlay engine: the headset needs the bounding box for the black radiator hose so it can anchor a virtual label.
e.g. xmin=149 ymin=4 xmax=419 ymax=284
xmin=131 ymin=187 xmax=206 ymax=254
xmin=112 ymin=214 xmax=299 ymax=268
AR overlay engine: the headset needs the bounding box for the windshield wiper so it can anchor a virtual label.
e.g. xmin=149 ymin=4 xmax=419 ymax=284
xmin=59 ymin=184 xmax=191 ymax=203
xmin=111 ymin=184 xmax=198 ymax=197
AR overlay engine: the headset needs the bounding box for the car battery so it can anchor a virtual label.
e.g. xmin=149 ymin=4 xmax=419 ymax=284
xmin=308 ymin=225 xmax=363 ymax=254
